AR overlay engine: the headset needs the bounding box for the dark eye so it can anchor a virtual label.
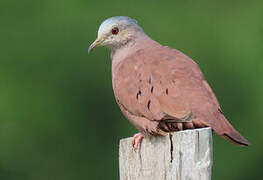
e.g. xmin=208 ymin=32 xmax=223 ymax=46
xmin=111 ymin=27 xmax=119 ymax=35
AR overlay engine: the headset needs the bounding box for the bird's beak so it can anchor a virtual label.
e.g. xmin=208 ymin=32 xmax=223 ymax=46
xmin=88 ymin=37 xmax=104 ymax=53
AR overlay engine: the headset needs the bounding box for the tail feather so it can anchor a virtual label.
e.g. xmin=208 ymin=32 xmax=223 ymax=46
xmin=217 ymin=117 xmax=249 ymax=146
xmin=222 ymin=133 xmax=249 ymax=146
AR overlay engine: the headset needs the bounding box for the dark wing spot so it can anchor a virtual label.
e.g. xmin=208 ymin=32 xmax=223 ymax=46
xmin=147 ymin=100 xmax=151 ymax=110
xmin=166 ymin=88 xmax=169 ymax=95
xmin=149 ymin=77 xmax=152 ymax=84
xmin=151 ymin=86 xmax=154 ymax=93
xmin=136 ymin=90 xmax=142 ymax=99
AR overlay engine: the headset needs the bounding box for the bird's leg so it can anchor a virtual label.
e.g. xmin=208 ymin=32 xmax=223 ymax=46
xmin=132 ymin=133 xmax=144 ymax=151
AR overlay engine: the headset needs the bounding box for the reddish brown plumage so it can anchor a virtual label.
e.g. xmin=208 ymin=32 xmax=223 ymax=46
xmin=112 ymin=36 xmax=249 ymax=146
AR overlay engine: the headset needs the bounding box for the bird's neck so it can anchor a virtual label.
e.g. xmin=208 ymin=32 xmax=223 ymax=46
xmin=111 ymin=32 xmax=160 ymax=68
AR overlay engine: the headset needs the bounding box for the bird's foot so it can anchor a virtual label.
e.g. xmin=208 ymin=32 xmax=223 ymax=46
xmin=132 ymin=133 xmax=144 ymax=151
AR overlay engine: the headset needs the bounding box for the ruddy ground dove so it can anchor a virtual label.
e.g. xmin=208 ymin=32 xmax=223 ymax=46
xmin=89 ymin=16 xmax=249 ymax=149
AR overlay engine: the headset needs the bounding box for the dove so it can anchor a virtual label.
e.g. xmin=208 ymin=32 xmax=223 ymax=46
xmin=89 ymin=16 xmax=249 ymax=150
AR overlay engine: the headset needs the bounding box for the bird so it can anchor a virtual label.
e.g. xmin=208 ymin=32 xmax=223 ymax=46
xmin=88 ymin=16 xmax=249 ymax=150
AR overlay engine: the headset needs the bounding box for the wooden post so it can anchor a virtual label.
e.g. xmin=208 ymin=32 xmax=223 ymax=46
xmin=119 ymin=127 xmax=213 ymax=180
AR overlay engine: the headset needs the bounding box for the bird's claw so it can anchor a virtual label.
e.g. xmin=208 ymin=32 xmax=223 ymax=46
xmin=132 ymin=133 xmax=144 ymax=151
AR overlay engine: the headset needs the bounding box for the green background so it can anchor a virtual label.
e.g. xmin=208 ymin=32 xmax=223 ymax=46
xmin=0 ymin=0 xmax=262 ymax=179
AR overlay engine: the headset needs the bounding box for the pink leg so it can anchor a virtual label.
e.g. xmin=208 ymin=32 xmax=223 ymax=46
xmin=132 ymin=133 xmax=144 ymax=151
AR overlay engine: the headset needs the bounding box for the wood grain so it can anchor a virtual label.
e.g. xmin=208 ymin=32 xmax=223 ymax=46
xmin=119 ymin=128 xmax=213 ymax=180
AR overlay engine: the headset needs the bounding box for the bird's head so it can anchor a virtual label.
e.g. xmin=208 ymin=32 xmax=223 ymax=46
xmin=88 ymin=16 xmax=143 ymax=53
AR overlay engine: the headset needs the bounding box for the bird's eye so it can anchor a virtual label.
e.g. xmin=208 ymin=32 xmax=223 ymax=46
xmin=111 ymin=27 xmax=119 ymax=35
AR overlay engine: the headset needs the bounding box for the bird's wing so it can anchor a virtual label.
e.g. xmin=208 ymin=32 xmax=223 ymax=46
xmin=113 ymin=45 xmax=249 ymax=146
xmin=113 ymin=46 xmax=207 ymax=122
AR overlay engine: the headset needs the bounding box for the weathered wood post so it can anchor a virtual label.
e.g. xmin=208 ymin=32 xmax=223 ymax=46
xmin=119 ymin=127 xmax=213 ymax=180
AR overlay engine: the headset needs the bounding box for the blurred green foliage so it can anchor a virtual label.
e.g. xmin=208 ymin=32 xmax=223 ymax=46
xmin=0 ymin=0 xmax=262 ymax=179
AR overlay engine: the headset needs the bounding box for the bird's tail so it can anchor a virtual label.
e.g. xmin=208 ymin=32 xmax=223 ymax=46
xmin=216 ymin=117 xmax=249 ymax=146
